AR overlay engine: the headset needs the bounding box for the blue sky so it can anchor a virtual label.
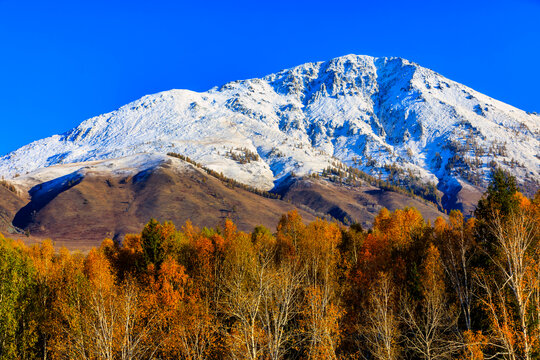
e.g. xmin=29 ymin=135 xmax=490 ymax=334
xmin=1 ymin=0 xmax=539 ymax=155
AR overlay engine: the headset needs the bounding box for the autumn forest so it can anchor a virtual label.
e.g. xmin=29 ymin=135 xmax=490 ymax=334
xmin=1 ymin=170 xmax=539 ymax=360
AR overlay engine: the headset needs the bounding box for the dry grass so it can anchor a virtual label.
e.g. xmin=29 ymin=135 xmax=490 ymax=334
xmin=0 ymin=179 xmax=17 ymax=194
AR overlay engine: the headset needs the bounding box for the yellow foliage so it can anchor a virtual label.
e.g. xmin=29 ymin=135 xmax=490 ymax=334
xmin=84 ymin=247 xmax=115 ymax=291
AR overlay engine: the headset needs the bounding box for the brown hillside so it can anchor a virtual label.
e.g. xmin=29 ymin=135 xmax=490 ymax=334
xmin=0 ymin=184 xmax=26 ymax=233
xmin=3 ymin=156 xmax=446 ymax=250
xmin=9 ymin=161 xmax=315 ymax=248
xmin=277 ymin=177 xmax=446 ymax=228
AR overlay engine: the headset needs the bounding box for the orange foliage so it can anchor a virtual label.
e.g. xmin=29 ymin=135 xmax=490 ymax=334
xmin=301 ymin=285 xmax=343 ymax=360
xmin=223 ymin=218 xmax=238 ymax=244
xmin=155 ymin=257 xmax=190 ymax=307
xmin=421 ymin=244 xmax=445 ymax=299
xmin=296 ymin=218 xmax=342 ymax=287
xmin=373 ymin=207 xmax=392 ymax=231
xmin=84 ymin=247 xmax=115 ymax=291
xmin=277 ymin=209 xmax=305 ymax=249
xmin=123 ymin=233 xmax=142 ymax=254
xmin=6 ymin=188 xmax=539 ymax=360
xmin=28 ymin=239 xmax=55 ymax=281
xmin=193 ymin=234 xmax=215 ymax=278
xmin=354 ymin=233 xmax=392 ymax=290
xmin=434 ymin=216 xmax=447 ymax=234
xmin=373 ymin=207 xmax=424 ymax=250
xmin=353 ymin=208 xmax=425 ymax=292
xmin=459 ymin=330 xmax=487 ymax=360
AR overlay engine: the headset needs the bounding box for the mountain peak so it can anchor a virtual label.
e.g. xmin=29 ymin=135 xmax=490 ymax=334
xmin=1 ymin=55 xmax=538 ymax=213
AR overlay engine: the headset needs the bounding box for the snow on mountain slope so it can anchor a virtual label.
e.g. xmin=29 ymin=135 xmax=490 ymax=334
xmin=9 ymin=153 xmax=177 ymax=193
xmin=1 ymin=55 xmax=538 ymax=209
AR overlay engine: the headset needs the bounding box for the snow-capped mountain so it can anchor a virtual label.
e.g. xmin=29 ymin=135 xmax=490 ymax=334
xmin=1 ymin=55 xmax=539 ymax=211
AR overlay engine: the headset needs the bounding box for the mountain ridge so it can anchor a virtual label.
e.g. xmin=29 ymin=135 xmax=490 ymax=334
xmin=1 ymin=54 xmax=538 ymax=213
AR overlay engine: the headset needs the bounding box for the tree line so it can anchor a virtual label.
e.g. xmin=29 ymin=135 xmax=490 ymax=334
xmin=166 ymin=152 xmax=280 ymax=199
xmin=0 ymin=169 xmax=538 ymax=360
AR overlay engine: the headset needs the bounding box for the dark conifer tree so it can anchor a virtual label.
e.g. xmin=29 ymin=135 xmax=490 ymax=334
xmin=474 ymin=168 xmax=519 ymax=250
xmin=141 ymin=218 xmax=165 ymax=270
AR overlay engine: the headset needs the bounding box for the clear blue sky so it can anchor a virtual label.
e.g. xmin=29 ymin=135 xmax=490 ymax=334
xmin=1 ymin=0 xmax=539 ymax=155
